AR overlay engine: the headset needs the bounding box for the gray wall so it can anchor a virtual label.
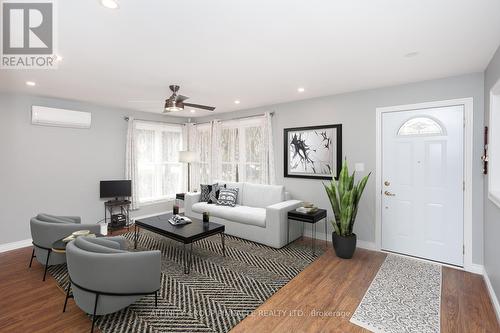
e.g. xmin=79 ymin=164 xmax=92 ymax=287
xmin=0 ymin=73 xmax=486 ymax=267
xmin=0 ymin=93 xmax=183 ymax=245
xmin=198 ymin=73 xmax=485 ymax=265
xmin=484 ymin=45 xmax=500 ymax=304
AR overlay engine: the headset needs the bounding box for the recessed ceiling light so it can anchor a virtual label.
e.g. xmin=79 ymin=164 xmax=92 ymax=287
xmin=190 ymin=109 xmax=196 ymax=113
xmin=100 ymin=0 xmax=119 ymax=9
xmin=234 ymin=100 xmax=241 ymax=104
xmin=297 ymin=87 xmax=305 ymax=93
xmin=404 ymin=51 xmax=419 ymax=58
xmin=26 ymin=81 xmax=36 ymax=86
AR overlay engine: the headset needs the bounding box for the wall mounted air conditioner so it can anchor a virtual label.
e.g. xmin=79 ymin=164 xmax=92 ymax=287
xmin=31 ymin=106 xmax=92 ymax=129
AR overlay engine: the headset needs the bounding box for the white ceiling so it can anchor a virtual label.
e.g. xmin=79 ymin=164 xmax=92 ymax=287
xmin=1 ymin=0 xmax=500 ymax=117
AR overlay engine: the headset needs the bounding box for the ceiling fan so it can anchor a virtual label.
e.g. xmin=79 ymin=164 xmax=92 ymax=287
xmin=164 ymin=85 xmax=216 ymax=113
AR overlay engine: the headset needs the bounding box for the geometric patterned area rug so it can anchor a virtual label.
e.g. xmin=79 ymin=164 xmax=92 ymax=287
xmin=350 ymin=254 xmax=441 ymax=333
xmin=49 ymin=230 xmax=323 ymax=333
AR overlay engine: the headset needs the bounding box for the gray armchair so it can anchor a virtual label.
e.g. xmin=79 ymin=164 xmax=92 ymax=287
xmin=64 ymin=236 xmax=161 ymax=332
xmin=29 ymin=214 xmax=101 ymax=280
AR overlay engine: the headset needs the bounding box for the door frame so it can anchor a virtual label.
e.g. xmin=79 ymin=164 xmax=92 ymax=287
xmin=375 ymin=98 xmax=474 ymax=271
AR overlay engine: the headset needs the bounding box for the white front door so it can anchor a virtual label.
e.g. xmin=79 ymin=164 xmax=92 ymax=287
xmin=381 ymin=106 xmax=464 ymax=266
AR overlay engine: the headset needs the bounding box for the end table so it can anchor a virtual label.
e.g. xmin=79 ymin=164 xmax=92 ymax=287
xmin=287 ymin=209 xmax=327 ymax=256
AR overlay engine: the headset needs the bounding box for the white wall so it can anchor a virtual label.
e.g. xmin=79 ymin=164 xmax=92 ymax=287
xmin=0 ymin=93 xmax=183 ymax=245
xmin=484 ymin=44 xmax=500 ymax=308
xmin=198 ymin=73 xmax=485 ymax=265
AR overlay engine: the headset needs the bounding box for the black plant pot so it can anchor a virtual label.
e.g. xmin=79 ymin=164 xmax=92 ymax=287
xmin=332 ymin=232 xmax=357 ymax=259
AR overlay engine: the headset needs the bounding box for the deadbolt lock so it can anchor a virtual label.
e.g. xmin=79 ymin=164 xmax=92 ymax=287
xmin=384 ymin=181 xmax=390 ymax=186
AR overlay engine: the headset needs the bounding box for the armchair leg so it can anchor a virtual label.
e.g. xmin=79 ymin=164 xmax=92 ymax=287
xmin=63 ymin=281 xmax=72 ymax=313
xmin=29 ymin=248 xmax=36 ymax=268
xmin=91 ymin=293 xmax=99 ymax=333
xmin=155 ymin=290 xmax=158 ymax=308
xmin=43 ymin=249 xmax=51 ymax=281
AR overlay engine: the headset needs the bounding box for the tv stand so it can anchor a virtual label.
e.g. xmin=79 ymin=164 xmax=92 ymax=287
xmin=104 ymin=199 xmax=131 ymax=230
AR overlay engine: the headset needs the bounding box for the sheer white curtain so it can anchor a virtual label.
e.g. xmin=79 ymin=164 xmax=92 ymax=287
xmin=264 ymin=112 xmax=276 ymax=184
xmin=211 ymin=120 xmax=222 ymax=181
xmin=220 ymin=124 xmax=239 ymax=182
xmin=210 ymin=113 xmax=275 ymax=184
xmin=187 ymin=123 xmax=212 ymax=190
xmin=125 ymin=117 xmax=139 ymax=209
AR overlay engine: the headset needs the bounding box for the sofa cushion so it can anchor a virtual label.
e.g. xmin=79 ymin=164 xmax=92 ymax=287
xmin=242 ymin=183 xmax=285 ymax=208
xmin=37 ymin=213 xmax=73 ymax=224
xmin=192 ymin=202 xmax=266 ymax=227
xmin=215 ymin=181 xmax=244 ymax=205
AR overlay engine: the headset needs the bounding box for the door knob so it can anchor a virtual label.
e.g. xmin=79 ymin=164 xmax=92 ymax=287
xmin=384 ymin=191 xmax=396 ymax=196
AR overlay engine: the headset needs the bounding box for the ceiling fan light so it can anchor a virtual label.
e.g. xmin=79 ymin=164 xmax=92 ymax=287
xmin=164 ymin=99 xmax=184 ymax=112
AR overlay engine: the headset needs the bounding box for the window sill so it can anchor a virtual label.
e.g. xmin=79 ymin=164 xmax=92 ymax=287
xmin=488 ymin=191 xmax=500 ymax=209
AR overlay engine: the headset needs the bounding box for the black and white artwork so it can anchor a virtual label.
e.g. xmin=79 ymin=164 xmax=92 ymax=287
xmin=284 ymin=124 xmax=342 ymax=180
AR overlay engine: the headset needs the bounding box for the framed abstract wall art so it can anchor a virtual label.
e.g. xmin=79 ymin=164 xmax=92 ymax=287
xmin=284 ymin=124 xmax=342 ymax=180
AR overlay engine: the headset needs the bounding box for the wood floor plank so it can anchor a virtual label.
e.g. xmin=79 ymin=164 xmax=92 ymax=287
xmin=1 ymin=239 xmax=499 ymax=333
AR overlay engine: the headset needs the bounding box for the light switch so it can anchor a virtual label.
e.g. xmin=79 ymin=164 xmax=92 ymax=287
xmin=355 ymin=163 xmax=365 ymax=172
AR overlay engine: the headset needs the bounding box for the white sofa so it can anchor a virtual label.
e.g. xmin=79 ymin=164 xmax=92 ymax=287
xmin=184 ymin=182 xmax=303 ymax=248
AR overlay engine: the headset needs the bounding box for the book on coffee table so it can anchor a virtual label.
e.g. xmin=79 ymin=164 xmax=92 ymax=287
xmin=168 ymin=215 xmax=192 ymax=226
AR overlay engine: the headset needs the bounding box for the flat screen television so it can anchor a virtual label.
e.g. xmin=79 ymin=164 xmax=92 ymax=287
xmin=100 ymin=180 xmax=131 ymax=198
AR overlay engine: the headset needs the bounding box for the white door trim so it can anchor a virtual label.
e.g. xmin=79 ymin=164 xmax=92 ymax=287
xmin=375 ymin=98 xmax=474 ymax=271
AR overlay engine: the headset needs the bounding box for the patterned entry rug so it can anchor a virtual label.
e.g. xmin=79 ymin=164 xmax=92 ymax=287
xmin=350 ymin=254 xmax=441 ymax=333
xmin=49 ymin=230 xmax=323 ymax=333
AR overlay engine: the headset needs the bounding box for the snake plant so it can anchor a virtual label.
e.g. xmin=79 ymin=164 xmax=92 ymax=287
xmin=324 ymin=160 xmax=370 ymax=237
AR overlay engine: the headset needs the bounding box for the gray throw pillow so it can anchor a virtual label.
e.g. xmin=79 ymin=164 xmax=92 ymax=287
xmin=216 ymin=188 xmax=239 ymax=207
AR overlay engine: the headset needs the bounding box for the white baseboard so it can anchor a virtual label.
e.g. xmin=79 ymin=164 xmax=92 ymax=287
xmin=467 ymin=263 xmax=485 ymax=275
xmin=0 ymin=238 xmax=32 ymax=253
xmin=356 ymin=240 xmax=378 ymax=251
xmin=484 ymin=268 xmax=500 ymax=324
xmin=302 ymin=229 xmax=377 ymax=250
xmin=302 ymin=229 xmax=330 ymax=242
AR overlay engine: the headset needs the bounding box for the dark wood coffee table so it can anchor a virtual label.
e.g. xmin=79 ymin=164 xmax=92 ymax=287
xmin=134 ymin=213 xmax=225 ymax=274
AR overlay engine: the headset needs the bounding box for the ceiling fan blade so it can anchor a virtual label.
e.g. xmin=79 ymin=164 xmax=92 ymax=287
xmin=177 ymin=95 xmax=190 ymax=102
xmin=183 ymin=103 xmax=216 ymax=111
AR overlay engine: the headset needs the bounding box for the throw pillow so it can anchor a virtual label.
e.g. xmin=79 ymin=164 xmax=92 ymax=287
xmin=216 ymin=188 xmax=239 ymax=207
xmin=208 ymin=184 xmax=226 ymax=204
xmin=200 ymin=184 xmax=215 ymax=202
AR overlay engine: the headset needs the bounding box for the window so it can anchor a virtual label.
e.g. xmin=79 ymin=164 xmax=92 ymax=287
xmin=489 ymin=79 xmax=500 ymax=208
xmin=241 ymin=125 xmax=264 ymax=183
xmin=135 ymin=121 xmax=184 ymax=204
xmin=194 ymin=123 xmax=212 ymax=185
xmin=218 ymin=118 xmax=266 ymax=183
xmin=397 ymin=117 xmax=444 ymax=136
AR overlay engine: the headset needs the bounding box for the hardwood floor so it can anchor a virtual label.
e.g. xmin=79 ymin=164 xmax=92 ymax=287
xmin=0 ymin=241 xmax=498 ymax=333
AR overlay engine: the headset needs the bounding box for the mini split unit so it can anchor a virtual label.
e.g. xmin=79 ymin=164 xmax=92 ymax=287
xmin=31 ymin=106 xmax=92 ymax=129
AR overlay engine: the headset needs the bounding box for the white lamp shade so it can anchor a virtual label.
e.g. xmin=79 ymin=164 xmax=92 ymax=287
xmin=178 ymin=150 xmax=198 ymax=163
